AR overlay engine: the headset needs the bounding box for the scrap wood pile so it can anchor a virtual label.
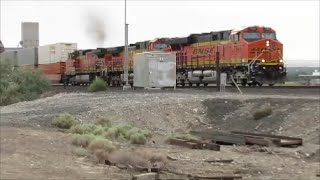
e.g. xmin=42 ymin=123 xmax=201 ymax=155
xmin=168 ymin=131 xmax=303 ymax=149
xmin=131 ymin=172 xmax=243 ymax=180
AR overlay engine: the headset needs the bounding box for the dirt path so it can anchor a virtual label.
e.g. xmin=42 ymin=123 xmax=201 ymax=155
xmin=0 ymin=127 xmax=130 ymax=180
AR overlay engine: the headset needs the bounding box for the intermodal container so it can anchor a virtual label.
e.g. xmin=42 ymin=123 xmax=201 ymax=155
xmin=38 ymin=43 xmax=77 ymax=64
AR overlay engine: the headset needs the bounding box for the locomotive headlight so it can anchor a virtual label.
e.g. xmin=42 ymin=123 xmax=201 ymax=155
xmin=279 ymin=59 xmax=283 ymax=63
xmin=266 ymin=40 xmax=270 ymax=47
xmin=261 ymin=59 xmax=266 ymax=63
xmin=263 ymin=67 xmax=266 ymax=69
xmin=279 ymin=67 xmax=282 ymax=69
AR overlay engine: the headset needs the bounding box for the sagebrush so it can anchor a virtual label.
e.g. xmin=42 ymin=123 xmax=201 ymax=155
xmin=88 ymin=77 xmax=106 ymax=92
xmin=0 ymin=61 xmax=50 ymax=106
xmin=253 ymin=106 xmax=272 ymax=120
xmin=167 ymin=133 xmax=198 ymax=142
xmin=52 ymin=113 xmax=77 ymax=129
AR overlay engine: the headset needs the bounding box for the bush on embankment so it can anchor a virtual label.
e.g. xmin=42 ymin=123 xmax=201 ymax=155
xmin=0 ymin=60 xmax=51 ymax=106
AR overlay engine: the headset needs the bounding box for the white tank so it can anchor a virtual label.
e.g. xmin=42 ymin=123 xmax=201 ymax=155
xmin=203 ymin=70 xmax=216 ymax=77
xmin=192 ymin=70 xmax=203 ymax=77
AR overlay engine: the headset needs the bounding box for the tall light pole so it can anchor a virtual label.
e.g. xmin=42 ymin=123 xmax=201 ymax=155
xmin=123 ymin=0 xmax=130 ymax=89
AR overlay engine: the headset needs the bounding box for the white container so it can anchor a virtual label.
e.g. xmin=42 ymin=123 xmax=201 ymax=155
xmin=133 ymin=51 xmax=176 ymax=88
xmin=38 ymin=43 xmax=77 ymax=64
xmin=17 ymin=47 xmax=38 ymax=65
xmin=0 ymin=50 xmax=18 ymax=66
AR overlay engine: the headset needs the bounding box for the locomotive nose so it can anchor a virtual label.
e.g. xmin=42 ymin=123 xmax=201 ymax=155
xmin=250 ymin=39 xmax=283 ymax=63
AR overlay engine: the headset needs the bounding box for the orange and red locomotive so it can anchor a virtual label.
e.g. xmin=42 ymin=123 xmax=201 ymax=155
xmin=64 ymin=25 xmax=286 ymax=86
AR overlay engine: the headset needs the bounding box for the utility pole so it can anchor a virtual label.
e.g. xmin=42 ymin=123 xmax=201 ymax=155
xmin=123 ymin=0 xmax=131 ymax=90
xmin=216 ymin=50 xmax=221 ymax=92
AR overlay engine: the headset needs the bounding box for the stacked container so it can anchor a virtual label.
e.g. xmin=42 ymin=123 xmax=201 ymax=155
xmin=38 ymin=43 xmax=77 ymax=83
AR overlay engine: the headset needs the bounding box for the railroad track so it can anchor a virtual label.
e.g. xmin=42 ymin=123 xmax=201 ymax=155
xmin=52 ymin=83 xmax=320 ymax=89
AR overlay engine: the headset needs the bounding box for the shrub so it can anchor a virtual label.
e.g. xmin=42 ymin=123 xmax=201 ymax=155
xmin=130 ymin=133 xmax=147 ymax=145
xmin=71 ymin=134 xmax=96 ymax=147
xmin=0 ymin=61 xmax=50 ymax=106
xmin=52 ymin=113 xmax=77 ymax=129
xmin=253 ymin=106 xmax=272 ymax=120
xmin=109 ymin=148 xmax=168 ymax=169
xmin=93 ymin=149 xmax=110 ymax=163
xmin=92 ymin=125 xmax=104 ymax=135
xmin=103 ymin=127 xmax=119 ymax=139
xmin=94 ymin=117 xmax=111 ymax=127
xmin=115 ymin=124 xmax=133 ymax=137
xmin=88 ymin=77 xmax=106 ymax=92
xmin=70 ymin=123 xmax=97 ymax=134
xmin=72 ymin=147 xmax=89 ymax=157
xmin=88 ymin=138 xmax=116 ymax=153
xmin=168 ymin=133 xmax=198 ymax=141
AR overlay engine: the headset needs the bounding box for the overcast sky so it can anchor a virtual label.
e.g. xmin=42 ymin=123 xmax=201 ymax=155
xmin=1 ymin=0 xmax=319 ymax=67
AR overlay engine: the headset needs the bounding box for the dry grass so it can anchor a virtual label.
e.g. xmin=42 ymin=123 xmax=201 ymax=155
xmin=88 ymin=138 xmax=116 ymax=163
xmin=167 ymin=133 xmax=198 ymax=142
xmin=72 ymin=147 xmax=89 ymax=157
xmin=68 ymin=122 xmax=154 ymax=163
xmin=70 ymin=123 xmax=97 ymax=134
xmin=88 ymin=138 xmax=116 ymax=153
xmin=253 ymin=106 xmax=272 ymax=120
xmin=94 ymin=117 xmax=111 ymax=127
xmin=52 ymin=113 xmax=77 ymax=129
xmin=109 ymin=148 xmax=168 ymax=169
xmin=71 ymin=134 xmax=96 ymax=147
xmin=93 ymin=149 xmax=110 ymax=163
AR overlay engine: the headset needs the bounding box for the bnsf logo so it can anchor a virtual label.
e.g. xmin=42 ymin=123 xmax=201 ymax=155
xmin=193 ymin=47 xmax=214 ymax=55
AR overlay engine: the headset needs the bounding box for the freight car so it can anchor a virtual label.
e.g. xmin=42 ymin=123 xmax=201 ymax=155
xmin=64 ymin=25 xmax=286 ymax=87
xmin=0 ymin=43 xmax=77 ymax=84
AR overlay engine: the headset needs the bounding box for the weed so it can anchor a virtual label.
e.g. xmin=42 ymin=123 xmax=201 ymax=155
xmin=70 ymin=123 xmax=97 ymax=134
xmin=71 ymin=134 xmax=96 ymax=147
xmin=129 ymin=133 xmax=147 ymax=145
xmin=72 ymin=147 xmax=89 ymax=157
xmin=94 ymin=116 xmax=111 ymax=127
xmin=0 ymin=61 xmax=50 ymax=106
xmin=88 ymin=138 xmax=116 ymax=153
xmin=88 ymin=77 xmax=106 ymax=92
xmin=253 ymin=106 xmax=272 ymax=120
xmin=167 ymin=133 xmax=198 ymax=141
xmin=52 ymin=113 xmax=77 ymax=129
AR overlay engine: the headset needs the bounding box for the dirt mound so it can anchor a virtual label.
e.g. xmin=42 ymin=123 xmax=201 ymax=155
xmin=202 ymin=98 xmax=320 ymax=144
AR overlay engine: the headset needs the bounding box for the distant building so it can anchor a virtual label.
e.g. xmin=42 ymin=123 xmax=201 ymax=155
xmin=4 ymin=47 xmax=22 ymax=52
xmin=21 ymin=22 xmax=39 ymax=48
xmin=299 ymin=70 xmax=320 ymax=86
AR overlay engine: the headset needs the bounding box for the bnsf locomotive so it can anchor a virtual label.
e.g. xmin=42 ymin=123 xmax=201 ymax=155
xmin=64 ymin=25 xmax=286 ymax=86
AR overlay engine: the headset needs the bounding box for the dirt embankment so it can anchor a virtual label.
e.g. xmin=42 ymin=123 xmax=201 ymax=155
xmin=0 ymin=90 xmax=319 ymax=179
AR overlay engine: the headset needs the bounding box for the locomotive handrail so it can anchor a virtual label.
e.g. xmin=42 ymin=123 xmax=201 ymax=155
xmin=248 ymin=50 xmax=265 ymax=74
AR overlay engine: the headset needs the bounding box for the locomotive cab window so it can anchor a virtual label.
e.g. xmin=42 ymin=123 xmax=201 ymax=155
xmin=154 ymin=43 xmax=168 ymax=50
xmin=262 ymin=32 xmax=276 ymax=40
xmin=243 ymin=32 xmax=260 ymax=41
xmin=230 ymin=33 xmax=240 ymax=42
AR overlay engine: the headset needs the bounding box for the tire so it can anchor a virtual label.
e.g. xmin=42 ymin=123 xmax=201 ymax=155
xmin=203 ymin=83 xmax=208 ymax=87
xmin=189 ymin=83 xmax=193 ymax=87
xmin=269 ymin=84 xmax=274 ymax=86
xmin=196 ymin=83 xmax=200 ymax=87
